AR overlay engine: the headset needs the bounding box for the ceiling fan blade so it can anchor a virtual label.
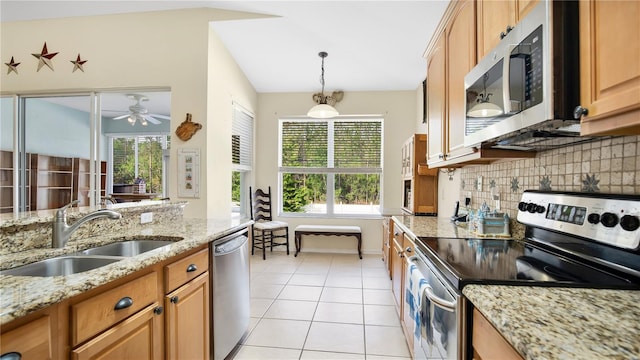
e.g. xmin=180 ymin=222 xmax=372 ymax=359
xmin=112 ymin=114 xmax=130 ymax=120
xmin=149 ymin=113 xmax=171 ymax=120
xmin=142 ymin=114 xmax=162 ymax=124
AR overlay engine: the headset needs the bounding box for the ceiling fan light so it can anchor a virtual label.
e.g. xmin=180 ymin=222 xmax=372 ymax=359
xmin=127 ymin=116 xmax=135 ymax=124
xmin=307 ymin=103 xmax=339 ymax=119
xmin=467 ymin=101 xmax=503 ymax=118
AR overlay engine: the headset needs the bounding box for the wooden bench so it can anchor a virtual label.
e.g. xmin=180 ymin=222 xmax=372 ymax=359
xmin=294 ymin=225 xmax=362 ymax=259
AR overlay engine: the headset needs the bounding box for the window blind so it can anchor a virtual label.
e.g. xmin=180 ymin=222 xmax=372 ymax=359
xmin=232 ymin=106 xmax=253 ymax=168
xmin=281 ymin=121 xmax=328 ymax=167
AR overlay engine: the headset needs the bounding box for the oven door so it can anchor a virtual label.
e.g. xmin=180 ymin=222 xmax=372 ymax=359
xmin=411 ymin=252 xmax=464 ymax=360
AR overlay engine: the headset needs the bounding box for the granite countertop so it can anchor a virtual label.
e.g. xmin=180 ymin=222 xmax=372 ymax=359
xmin=0 ymin=216 xmax=252 ymax=325
xmin=464 ymin=285 xmax=640 ymax=360
xmin=391 ymin=214 xmax=522 ymax=240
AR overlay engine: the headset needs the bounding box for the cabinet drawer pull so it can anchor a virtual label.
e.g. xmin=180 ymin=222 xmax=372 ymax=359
xmin=405 ymin=247 xmax=412 ymax=253
xmin=154 ymin=306 xmax=164 ymax=315
xmin=0 ymin=352 xmax=22 ymax=360
xmin=114 ymin=296 xmax=133 ymax=310
xmin=170 ymin=296 xmax=179 ymax=304
xmin=186 ymin=264 xmax=198 ymax=272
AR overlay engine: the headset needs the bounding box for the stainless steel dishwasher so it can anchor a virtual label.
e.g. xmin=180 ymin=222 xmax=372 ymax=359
xmin=211 ymin=228 xmax=250 ymax=360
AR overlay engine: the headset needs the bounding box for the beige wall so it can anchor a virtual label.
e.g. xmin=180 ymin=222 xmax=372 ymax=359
xmin=255 ymin=91 xmax=417 ymax=254
xmin=0 ymin=8 xmax=259 ymax=218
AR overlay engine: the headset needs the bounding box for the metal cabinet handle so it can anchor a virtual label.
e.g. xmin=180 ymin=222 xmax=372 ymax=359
xmin=574 ymin=105 xmax=588 ymax=119
xmin=186 ymin=264 xmax=198 ymax=272
xmin=170 ymin=296 xmax=179 ymax=304
xmin=0 ymin=352 xmax=22 ymax=360
xmin=154 ymin=306 xmax=164 ymax=315
xmin=405 ymin=247 xmax=412 ymax=253
xmin=114 ymin=296 xmax=133 ymax=310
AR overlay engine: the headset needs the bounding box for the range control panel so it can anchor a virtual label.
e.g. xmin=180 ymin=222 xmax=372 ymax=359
xmin=517 ymin=191 xmax=640 ymax=250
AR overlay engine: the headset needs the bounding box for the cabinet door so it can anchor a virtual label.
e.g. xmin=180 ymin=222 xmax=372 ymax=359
xmin=165 ymin=272 xmax=210 ymax=360
xmin=72 ymin=303 xmax=163 ymax=360
xmin=391 ymin=234 xmax=404 ymax=314
xmin=579 ymin=0 xmax=640 ymax=135
xmin=426 ymin=32 xmax=446 ymax=166
xmin=446 ymin=0 xmax=477 ymax=160
xmin=476 ymin=0 xmax=515 ymax=60
xmin=0 ymin=316 xmax=52 ymax=359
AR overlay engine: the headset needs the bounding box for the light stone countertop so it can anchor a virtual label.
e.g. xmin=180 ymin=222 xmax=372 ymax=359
xmin=0 ymin=216 xmax=252 ymax=325
xmin=463 ymin=285 xmax=640 ymax=360
xmin=395 ymin=215 xmax=640 ymax=360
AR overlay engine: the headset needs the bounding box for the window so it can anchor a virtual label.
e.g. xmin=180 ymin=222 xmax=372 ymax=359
xmin=110 ymin=135 xmax=170 ymax=196
xmin=231 ymin=104 xmax=254 ymax=216
xmin=279 ymin=117 xmax=382 ymax=216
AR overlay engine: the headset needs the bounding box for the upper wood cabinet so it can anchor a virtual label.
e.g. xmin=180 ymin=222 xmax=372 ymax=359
xmin=402 ymin=134 xmax=438 ymax=215
xmin=426 ymin=32 xmax=446 ymax=166
xmin=446 ymin=0 xmax=477 ymax=161
xmin=476 ymin=0 xmax=538 ymax=60
xmin=578 ymin=0 xmax=640 ymax=135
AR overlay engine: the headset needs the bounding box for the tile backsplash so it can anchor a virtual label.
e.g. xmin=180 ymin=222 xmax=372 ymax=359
xmin=460 ymin=135 xmax=640 ymax=222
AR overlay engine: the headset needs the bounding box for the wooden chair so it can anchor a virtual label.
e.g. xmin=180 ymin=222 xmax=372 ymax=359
xmin=250 ymin=186 xmax=289 ymax=260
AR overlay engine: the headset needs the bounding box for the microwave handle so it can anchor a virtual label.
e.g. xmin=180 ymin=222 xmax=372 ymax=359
xmin=502 ymin=44 xmax=516 ymax=115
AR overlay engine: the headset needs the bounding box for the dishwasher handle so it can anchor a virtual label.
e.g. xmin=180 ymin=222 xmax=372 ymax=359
xmin=214 ymin=235 xmax=248 ymax=256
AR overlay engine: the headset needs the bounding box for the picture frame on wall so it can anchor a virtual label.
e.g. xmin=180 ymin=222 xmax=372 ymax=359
xmin=177 ymin=148 xmax=200 ymax=198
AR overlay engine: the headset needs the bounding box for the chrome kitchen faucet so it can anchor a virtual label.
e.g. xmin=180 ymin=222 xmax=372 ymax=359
xmin=52 ymin=200 xmax=122 ymax=248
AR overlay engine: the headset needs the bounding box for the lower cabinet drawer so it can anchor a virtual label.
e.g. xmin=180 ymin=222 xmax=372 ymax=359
xmin=72 ymin=303 xmax=163 ymax=360
xmin=164 ymin=248 xmax=209 ymax=293
xmin=72 ymin=272 xmax=158 ymax=346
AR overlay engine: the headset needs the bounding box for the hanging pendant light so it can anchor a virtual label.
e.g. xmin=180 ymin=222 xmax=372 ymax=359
xmin=308 ymin=51 xmax=339 ymax=118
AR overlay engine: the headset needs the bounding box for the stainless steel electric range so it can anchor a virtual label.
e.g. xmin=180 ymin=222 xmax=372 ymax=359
xmin=412 ymin=191 xmax=640 ymax=360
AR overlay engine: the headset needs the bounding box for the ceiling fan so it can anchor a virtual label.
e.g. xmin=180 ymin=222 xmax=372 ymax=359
xmin=111 ymin=94 xmax=170 ymax=126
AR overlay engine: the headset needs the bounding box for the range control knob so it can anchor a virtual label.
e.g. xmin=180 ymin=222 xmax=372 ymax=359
xmin=600 ymin=212 xmax=619 ymax=228
xmin=587 ymin=213 xmax=600 ymax=224
xmin=620 ymin=215 xmax=640 ymax=232
xmin=526 ymin=203 xmax=537 ymax=213
xmin=535 ymin=205 xmax=546 ymax=213
xmin=518 ymin=202 xmax=528 ymax=211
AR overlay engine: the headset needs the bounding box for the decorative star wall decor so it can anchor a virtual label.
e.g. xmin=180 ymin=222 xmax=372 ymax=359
xmin=31 ymin=42 xmax=59 ymax=71
xmin=70 ymin=54 xmax=87 ymax=72
xmin=4 ymin=56 xmax=21 ymax=74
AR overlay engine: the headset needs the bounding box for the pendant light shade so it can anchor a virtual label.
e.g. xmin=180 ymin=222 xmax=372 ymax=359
xmin=307 ymin=103 xmax=339 ymax=118
xmin=308 ymin=51 xmax=340 ymax=118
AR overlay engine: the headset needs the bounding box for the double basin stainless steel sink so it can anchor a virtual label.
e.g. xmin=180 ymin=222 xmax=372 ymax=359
xmin=0 ymin=238 xmax=182 ymax=277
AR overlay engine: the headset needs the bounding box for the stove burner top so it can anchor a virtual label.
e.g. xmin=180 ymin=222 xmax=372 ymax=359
xmin=417 ymin=191 xmax=640 ymax=291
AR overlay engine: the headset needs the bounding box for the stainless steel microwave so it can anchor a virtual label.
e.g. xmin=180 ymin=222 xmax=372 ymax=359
xmin=463 ymin=1 xmax=582 ymax=151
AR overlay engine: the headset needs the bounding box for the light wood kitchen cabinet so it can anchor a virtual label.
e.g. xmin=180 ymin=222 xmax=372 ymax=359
xmin=391 ymin=228 xmax=404 ymax=314
xmin=445 ymin=0 xmax=476 ymax=162
xmin=382 ymin=217 xmax=393 ymax=279
xmin=164 ymin=249 xmax=210 ymax=360
xmin=472 ymin=309 xmax=523 ymax=360
xmin=577 ymin=0 xmax=640 ymax=135
xmin=402 ymin=134 xmax=438 ymax=215
xmin=476 ymin=0 xmax=538 ymax=60
xmin=426 ymin=32 xmax=446 ymax=167
xmin=71 ymin=272 xmax=158 ymax=346
xmin=72 ymin=303 xmax=163 ymax=360
xmin=165 ymin=272 xmax=209 ymax=360
xmin=0 ymin=314 xmax=54 ymax=359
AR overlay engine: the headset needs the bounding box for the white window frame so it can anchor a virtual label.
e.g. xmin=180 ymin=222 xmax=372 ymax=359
xmin=278 ymin=116 xmax=383 ymax=219
xmin=231 ymin=102 xmax=254 ymax=217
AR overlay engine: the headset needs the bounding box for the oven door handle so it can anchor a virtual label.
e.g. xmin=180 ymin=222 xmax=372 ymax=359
xmin=424 ymin=285 xmax=456 ymax=312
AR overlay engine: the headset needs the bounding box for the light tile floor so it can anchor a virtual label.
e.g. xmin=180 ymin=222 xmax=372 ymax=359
xmin=231 ymin=251 xmax=411 ymax=360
